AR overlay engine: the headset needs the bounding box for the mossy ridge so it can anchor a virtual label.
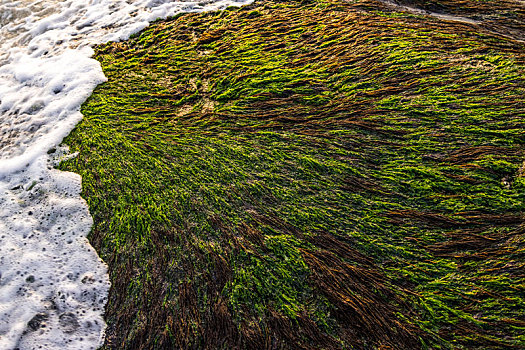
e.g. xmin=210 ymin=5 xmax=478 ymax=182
xmin=60 ymin=0 xmax=525 ymax=348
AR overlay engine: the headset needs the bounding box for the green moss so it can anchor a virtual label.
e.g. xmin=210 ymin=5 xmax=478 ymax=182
xmin=60 ymin=0 xmax=524 ymax=348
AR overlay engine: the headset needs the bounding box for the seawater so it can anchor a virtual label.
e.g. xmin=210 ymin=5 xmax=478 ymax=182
xmin=0 ymin=0 xmax=253 ymax=348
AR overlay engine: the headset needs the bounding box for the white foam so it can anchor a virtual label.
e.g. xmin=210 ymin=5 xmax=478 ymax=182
xmin=0 ymin=0 xmax=254 ymax=348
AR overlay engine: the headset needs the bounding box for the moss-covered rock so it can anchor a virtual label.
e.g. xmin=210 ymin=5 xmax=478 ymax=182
xmin=60 ymin=0 xmax=525 ymax=348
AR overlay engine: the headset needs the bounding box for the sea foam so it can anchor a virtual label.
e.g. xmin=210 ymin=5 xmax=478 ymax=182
xmin=0 ymin=0 xmax=253 ymax=348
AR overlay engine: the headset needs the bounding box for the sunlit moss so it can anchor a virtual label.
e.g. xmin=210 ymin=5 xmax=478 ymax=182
xmin=60 ymin=0 xmax=524 ymax=348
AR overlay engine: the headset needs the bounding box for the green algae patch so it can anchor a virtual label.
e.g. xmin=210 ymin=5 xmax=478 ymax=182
xmin=60 ymin=0 xmax=525 ymax=348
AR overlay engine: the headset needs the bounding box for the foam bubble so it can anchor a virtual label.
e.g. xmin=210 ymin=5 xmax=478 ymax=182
xmin=0 ymin=0 xmax=254 ymax=348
